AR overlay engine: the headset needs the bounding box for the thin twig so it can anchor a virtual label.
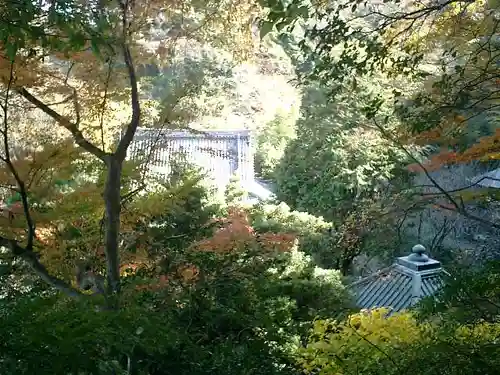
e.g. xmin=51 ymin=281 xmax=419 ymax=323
xmin=1 ymin=60 xmax=36 ymax=250
xmin=372 ymin=118 xmax=500 ymax=230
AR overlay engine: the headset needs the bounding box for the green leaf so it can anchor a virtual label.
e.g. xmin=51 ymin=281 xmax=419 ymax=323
xmin=276 ymin=21 xmax=288 ymax=32
xmin=296 ymin=6 xmax=309 ymax=18
xmin=90 ymin=37 xmax=101 ymax=56
xmin=260 ymin=20 xmax=274 ymax=39
xmin=5 ymin=42 xmax=18 ymax=61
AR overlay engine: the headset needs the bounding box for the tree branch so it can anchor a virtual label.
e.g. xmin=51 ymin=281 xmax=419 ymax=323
xmin=1 ymin=61 xmax=36 ymax=250
xmin=372 ymin=118 xmax=500 ymax=230
xmin=115 ymin=0 xmax=141 ymax=161
xmin=0 ymin=61 xmax=87 ymax=299
xmin=0 ymin=236 xmax=85 ymax=298
xmin=16 ymin=87 xmax=108 ymax=161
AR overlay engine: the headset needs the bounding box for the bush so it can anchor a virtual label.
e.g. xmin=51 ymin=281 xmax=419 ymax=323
xmin=247 ymin=202 xmax=398 ymax=273
xmin=255 ymin=111 xmax=297 ymax=179
xmin=0 ymin=206 xmax=353 ymax=375
xmin=272 ymin=85 xmax=407 ymax=222
xmin=298 ymin=308 xmax=424 ymax=375
xmin=128 ymin=165 xmax=223 ymax=258
xmin=299 ymin=306 xmax=500 ymax=375
xmin=418 ymin=260 xmax=500 ymax=324
xmin=248 ymin=202 xmax=336 ymax=268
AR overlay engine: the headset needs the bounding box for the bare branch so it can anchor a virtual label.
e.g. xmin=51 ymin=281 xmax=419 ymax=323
xmin=121 ymin=183 xmax=146 ymax=204
xmin=0 ymin=236 xmax=85 ymax=298
xmin=1 ymin=61 xmax=36 ymax=250
xmin=413 ymin=176 xmax=499 ymax=196
xmin=372 ymin=118 xmax=500 ymax=230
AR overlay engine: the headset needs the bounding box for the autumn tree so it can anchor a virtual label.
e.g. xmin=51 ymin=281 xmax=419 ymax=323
xmin=259 ymin=0 xmax=500 ymax=232
xmin=298 ymin=307 xmax=500 ymax=375
xmin=0 ymin=0 xmax=260 ymax=305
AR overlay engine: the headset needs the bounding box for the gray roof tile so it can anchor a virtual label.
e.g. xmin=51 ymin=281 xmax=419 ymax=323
xmin=127 ymin=128 xmax=255 ymax=187
xmin=351 ymin=245 xmax=444 ymax=314
xmin=472 ymin=168 xmax=500 ymax=189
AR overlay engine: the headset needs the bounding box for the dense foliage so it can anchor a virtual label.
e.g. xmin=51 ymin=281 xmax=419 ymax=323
xmin=299 ymin=307 xmax=500 ymax=375
xmin=299 ymin=259 xmax=500 ymax=375
xmin=0 ymin=192 xmax=352 ymax=375
xmin=1 ymin=0 xmax=500 ymax=374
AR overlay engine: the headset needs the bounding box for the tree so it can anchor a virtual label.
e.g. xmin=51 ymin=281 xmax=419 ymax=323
xmin=266 ymin=73 xmax=409 ymax=272
xmin=0 ymin=0 xmax=259 ymax=306
xmin=298 ymin=307 xmax=500 ymax=375
xmin=259 ymin=0 xmax=500 ymax=233
xmin=0 ymin=197 xmax=352 ymax=374
xmin=273 ymin=81 xmax=407 ymax=220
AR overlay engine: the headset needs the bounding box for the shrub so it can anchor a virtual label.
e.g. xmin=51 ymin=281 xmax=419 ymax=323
xmin=298 ymin=307 xmax=500 ymax=375
xmin=298 ymin=308 xmax=423 ymax=375
xmin=0 ymin=202 xmax=353 ymax=375
xmin=224 ymin=173 xmax=247 ymax=206
xmin=247 ymin=201 xmax=395 ymax=273
xmin=255 ymin=111 xmax=297 ymax=179
xmin=119 ymin=164 xmax=223 ymax=264
xmin=273 ymin=84 xmax=406 ymax=221
xmin=248 ymin=202 xmax=336 ymax=268
xmin=418 ymin=260 xmax=500 ymax=324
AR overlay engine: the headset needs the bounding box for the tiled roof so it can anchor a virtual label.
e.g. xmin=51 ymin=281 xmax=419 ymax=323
xmin=127 ymin=128 xmax=254 ymax=188
xmin=351 ymin=245 xmax=444 ymax=314
xmin=472 ymin=168 xmax=500 ymax=189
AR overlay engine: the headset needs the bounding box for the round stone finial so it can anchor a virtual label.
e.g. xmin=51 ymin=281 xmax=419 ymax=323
xmin=412 ymin=244 xmax=426 ymax=255
xmin=408 ymin=244 xmax=429 ymax=262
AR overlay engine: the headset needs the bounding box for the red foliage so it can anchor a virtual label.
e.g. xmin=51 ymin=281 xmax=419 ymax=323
xmin=131 ymin=207 xmax=295 ymax=292
xmin=191 ymin=207 xmax=296 ymax=253
xmin=407 ymin=149 xmax=458 ymax=172
xmin=408 ymin=128 xmax=500 ymax=173
xmin=455 ymin=129 xmax=500 ymax=162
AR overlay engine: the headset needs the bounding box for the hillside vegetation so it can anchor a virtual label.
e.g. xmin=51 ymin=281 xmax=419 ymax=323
xmin=0 ymin=0 xmax=499 ymax=374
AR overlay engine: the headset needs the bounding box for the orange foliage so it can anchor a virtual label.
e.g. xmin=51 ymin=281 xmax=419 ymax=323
xmin=119 ymin=207 xmax=297 ymax=292
xmin=132 ymin=207 xmax=295 ymax=292
xmin=408 ymin=128 xmax=500 ymax=172
xmin=407 ymin=148 xmax=458 ymax=172
xmin=455 ymin=129 xmax=500 ymax=162
xmin=408 ymin=122 xmax=500 ymax=173
xmin=177 ymin=264 xmax=200 ymax=283
xmin=35 ymin=226 xmax=58 ymax=245
xmin=192 ymin=207 xmax=296 ymax=254
xmin=121 ymin=263 xmax=140 ymax=276
xmin=407 ymin=163 xmax=425 ymax=173
xmin=412 ymin=129 xmax=443 ymax=145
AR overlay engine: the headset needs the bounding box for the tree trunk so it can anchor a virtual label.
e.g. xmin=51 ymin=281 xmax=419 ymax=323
xmin=104 ymin=155 xmax=122 ymax=297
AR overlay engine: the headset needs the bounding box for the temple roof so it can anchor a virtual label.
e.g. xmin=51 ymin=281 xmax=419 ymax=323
xmin=351 ymin=244 xmax=444 ymax=313
xmin=472 ymin=168 xmax=500 ymax=189
xmin=127 ymin=128 xmax=254 ymax=185
xmin=127 ymin=128 xmax=275 ymax=201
